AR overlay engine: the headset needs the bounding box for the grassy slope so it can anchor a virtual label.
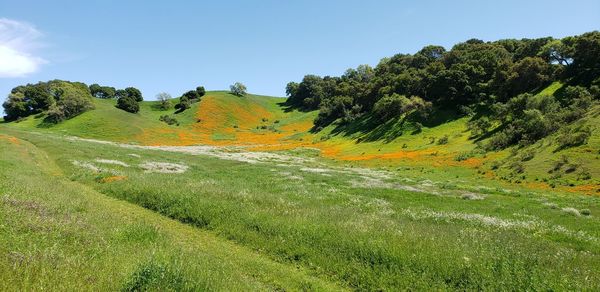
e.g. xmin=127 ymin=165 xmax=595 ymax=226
xmin=3 ymin=86 xmax=599 ymax=194
xmin=0 ymin=134 xmax=341 ymax=291
xmin=2 ymin=129 xmax=599 ymax=290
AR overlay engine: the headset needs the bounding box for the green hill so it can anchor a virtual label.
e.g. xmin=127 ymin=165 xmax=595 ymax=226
xmin=3 ymin=84 xmax=599 ymax=194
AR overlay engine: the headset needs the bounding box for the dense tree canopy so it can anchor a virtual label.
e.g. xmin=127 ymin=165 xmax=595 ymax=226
xmin=89 ymin=84 xmax=117 ymax=99
xmin=115 ymin=86 xmax=143 ymax=113
xmin=3 ymin=80 xmax=94 ymax=122
xmin=175 ymin=85 xmax=206 ymax=112
xmin=286 ymin=31 xmax=600 ymax=148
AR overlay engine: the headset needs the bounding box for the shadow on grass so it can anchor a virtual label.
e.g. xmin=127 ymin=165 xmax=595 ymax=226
xmin=324 ymin=107 xmax=462 ymax=144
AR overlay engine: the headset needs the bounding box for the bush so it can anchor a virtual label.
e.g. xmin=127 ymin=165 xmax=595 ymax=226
xmin=454 ymin=152 xmax=473 ymax=161
xmin=580 ymin=209 xmax=591 ymax=216
xmin=556 ymin=126 xmax=591 ymax=150
xmin=437 ymin=135 xmax=449 ymax=145
xmin=159 ymin=115 xmax=179 ymax=126
xmin=520 ymin=149 xmax=535 ymax=161
xmin=467 ymin=117 xmax=491 ymax=137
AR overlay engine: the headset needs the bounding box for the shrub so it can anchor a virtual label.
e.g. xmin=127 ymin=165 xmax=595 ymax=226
xmin=437 ymin=135 xmax=449 ymax=145
xmin=454 ymin=152 xmax=473 ymax=161
xmin=510 ymin=162 xmax=525 ymax=174
xmin=577 ymin=169 xmax=592 ymax=180
xmin=159 ymin=115 xmax=179 ymax=126
xmin=580 ymin=209 xmax=591 ymax=216
xmin=556 ymin=126 xmax=591 ymax=150
xmin=520 ymin=149 xmax=535 ymax=161
xmin=467 ymin=117 xmax=491 ymax=137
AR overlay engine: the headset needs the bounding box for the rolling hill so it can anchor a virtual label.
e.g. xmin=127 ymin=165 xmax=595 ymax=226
xmin=3 ymin=85 xmax=599 ymax=196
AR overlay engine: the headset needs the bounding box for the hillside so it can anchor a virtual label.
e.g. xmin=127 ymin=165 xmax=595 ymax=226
xmin=3 ymin=85 xmax=599 ymax=195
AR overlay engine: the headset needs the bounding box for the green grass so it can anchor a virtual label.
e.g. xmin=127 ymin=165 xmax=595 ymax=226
xmin=3 ymin=129 xmax=599 ymax=290
xmin=1 ymin=85 xmax=600 ymax=289
xmin=0 ymin=134 xmax=341 ymax=291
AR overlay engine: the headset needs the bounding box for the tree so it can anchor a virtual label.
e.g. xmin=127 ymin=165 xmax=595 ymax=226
xmin=156 ymin=92 xmax=172 ymax=110
xmin=125 ymin=87 xmax=143 ymax=102
xmin=116 ymin=96 xmax=139 ymax=113
xmin=2 ymin=94 xmax=29 ymax=121
xmin=46 ymin=90 xmax=94 ymax=123
xmin=373 ymin=93 xmax=411 ymax=121
xmin=89 ymin=84 xmax=116 ymax=99
xmin=183 ymin=90 xmax=200 ymax=100
xmin=196 ymin=86 xmax=206 ymax=97
xmin=569 ymin=31 xmax=600 ymax=85
xmin=502 ymin=57 xmax=552 ymax=97
xmin=174 ymin=96 xmax=191 ymax=111
xmin=539 ymin=38 xmax=575 ymax=66
xmin=115 ymin=87 xmax=143 ymax=113
xmin=24 ymin=84 xmax=54 ymax=113
xmin=230 ymin=82 xmax=247 ymax=96
xmin=3 ymin=80 xmax=94 ymax=122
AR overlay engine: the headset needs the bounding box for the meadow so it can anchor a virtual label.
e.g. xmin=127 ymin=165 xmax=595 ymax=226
xmin=1 ymin=125 xmax=599 ymax=290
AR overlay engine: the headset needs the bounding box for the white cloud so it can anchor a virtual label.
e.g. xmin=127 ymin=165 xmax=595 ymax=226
xmin=0 ymin=18 xmax=46 ymax=78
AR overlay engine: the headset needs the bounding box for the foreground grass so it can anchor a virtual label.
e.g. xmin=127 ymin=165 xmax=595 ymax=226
xmin=5 ymin=129 xmax=599 ymax=290
xmin=0 ymin=134 xmax=341 ymax=291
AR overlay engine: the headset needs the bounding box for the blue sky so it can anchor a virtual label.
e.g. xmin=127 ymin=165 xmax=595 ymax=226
xmin=1 ymin=0 xmax=599 ymax=104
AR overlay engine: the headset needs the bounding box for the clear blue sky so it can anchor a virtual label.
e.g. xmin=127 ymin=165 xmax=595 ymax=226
xmin=1 ymin=0 xmax=599 ymax=104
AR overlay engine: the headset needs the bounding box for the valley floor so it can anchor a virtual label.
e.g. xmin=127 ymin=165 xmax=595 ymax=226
xmin=1 ymin=128 xmax=599 ymax=290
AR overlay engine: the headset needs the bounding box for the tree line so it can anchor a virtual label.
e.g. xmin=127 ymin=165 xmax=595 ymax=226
xmin=285 ymin=31 xmax=600 ymax=148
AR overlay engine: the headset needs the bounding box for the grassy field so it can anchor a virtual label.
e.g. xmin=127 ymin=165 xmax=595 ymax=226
xmin=1 ymin=86 xmax=599 ymax=290
xmin=1 ymin=128 xmax=599 ymax=290
xmin=0 ymin=133 xmax=341 ymax=291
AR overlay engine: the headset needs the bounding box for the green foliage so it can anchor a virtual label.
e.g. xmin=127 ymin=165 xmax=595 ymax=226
xmin=230 ymin=82 xmax=247 ymax=96
xmin=175 ymin=86 xmax=205 ymax=112
xmin=568 ymin=31 xmax=600 ymax=85
xmin=155 ymin=92 xmax=172 ymax=110
xmin=467 ymin=117 xmax=491 ymax=137
xmin=159 ymin=115 xmax=179 ymax=126
xmin=196 ymin=86 xmax=206 ymax=97
xmin=556 ymin=125 xmax=592 ymax=150
xmin=116 ymin=96 xmax=140 ymax=113
xmin=116 ymin=87 xmax=143 ymax=113
xmin=2 ymin=80 xmax=94 ymax=122
xmin=285 ymin=31 xmax=599 ymax=147
xmin=437 ymin=135 xmax=449 ymax=145
xmin=125 ymin=87 xmax=143 ymax=102
xmin=89 ymin=83 xmax=116 ymax=99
